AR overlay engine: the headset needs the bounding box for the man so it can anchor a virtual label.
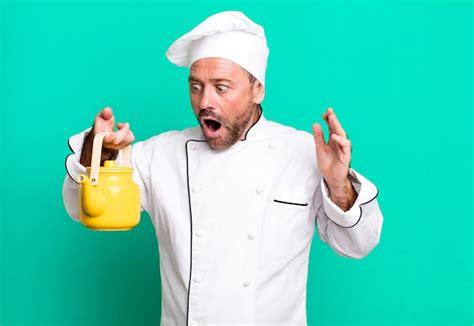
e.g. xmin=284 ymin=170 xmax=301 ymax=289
xmin=63 ymin=11 xmax=383 ymax=326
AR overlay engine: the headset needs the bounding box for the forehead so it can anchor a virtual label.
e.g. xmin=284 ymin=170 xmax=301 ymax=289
xmin=189 ymin=57 xmax=246 ymax=81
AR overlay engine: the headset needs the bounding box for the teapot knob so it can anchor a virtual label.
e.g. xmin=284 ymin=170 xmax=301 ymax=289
xmin=104 ymin=160 xmax=117 ymax=168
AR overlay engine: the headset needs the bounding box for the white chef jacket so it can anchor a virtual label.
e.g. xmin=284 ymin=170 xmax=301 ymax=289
xmin=62 ymin=112 xmax=383 ymax=326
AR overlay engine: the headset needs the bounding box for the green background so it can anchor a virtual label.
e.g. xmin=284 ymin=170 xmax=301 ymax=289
xmin=0 ymin=0 xmax=472 ymax=325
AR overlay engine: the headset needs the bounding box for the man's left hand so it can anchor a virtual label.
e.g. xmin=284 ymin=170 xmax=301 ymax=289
xmin=312 ymin=107 xmax=356 ymax=211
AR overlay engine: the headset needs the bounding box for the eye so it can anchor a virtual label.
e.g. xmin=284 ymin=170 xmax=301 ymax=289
xmin=216 ymin=84 xmax=229 ymax=93
xmin=190 ymin=83 xmax=202 ymax=92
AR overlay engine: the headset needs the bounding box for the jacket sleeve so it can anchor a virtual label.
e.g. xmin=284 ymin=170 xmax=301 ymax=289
xmin=62 ymin=129 xmax=150 ymax=222
xmin=314 ymin=168 xmax=383 ymax=259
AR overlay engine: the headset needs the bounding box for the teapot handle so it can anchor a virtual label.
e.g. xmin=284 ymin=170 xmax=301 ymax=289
xmin=90 ymin=132 xmax=132 ymax=186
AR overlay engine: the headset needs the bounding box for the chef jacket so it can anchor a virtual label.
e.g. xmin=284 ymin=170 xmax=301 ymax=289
xmin=62 ymin=112 xmax=383 ymax=326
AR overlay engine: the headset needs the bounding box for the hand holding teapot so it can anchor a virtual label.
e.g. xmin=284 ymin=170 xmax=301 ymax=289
xmin=80 ymin=106 xmax=135 ymax=167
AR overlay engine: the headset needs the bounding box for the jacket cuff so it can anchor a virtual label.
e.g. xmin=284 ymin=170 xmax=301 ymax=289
xmin=65 ymin=127 xmax=92 ymax=184
xmin=321 ymin=168 xmax=379 ymax=228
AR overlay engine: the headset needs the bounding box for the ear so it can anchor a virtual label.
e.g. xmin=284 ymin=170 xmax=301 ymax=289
xmin=252 ymin=81 xmax=265 ymax=105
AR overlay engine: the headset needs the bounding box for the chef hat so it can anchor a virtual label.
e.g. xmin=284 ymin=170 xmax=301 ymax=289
xmin=165 ymin=11 xmax=269 ymax=86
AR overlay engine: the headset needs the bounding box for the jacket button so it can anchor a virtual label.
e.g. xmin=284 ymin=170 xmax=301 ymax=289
xmin=247 ymin=233 xmax=255 ymax=240
xmin=256 ymin=187 xmax=263 ymax=195
xmin=192 ymin=187 xmax=200 ymax=194
xmin=242 ymin=281 xmax=252 ymax=287
xmin=193 ymin=276 xmax=202 ymax=283
xmin=190 ymin=144 xmax=197 ymax=150
xmin=195 ymin=231 xmax=204 ymax=237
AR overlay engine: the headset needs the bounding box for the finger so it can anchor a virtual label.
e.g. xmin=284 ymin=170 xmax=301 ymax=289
xmin=104 ymin=133 xmax=116 ymax=143
xmin=120 ymin=129 xmax=135 ymax=145
xmin=113 ymin=123 xmax=130 ymax=145
xmin=103 ymin=123 xmax=126 ymax=144
xmin=312 ymin=123 xmax=327 ymax=148
xmin=330 ymin=133 xmax=351 ymax=156
xmin=117 ymin=129 xmax=135 ymax=148
xmin=327 ymin=112 xmax=346 ymax=138
xmin=98 ymin=106 xmax=114 ymax=120
xmin=128 ymin=130 xmax=136 ymax=143
xmin=322 ymin=109 xmax=331 ymax=122
xmin=322 ymin=108 xmax=336 ymax=134
xmin=330 ymin=133 xmax=350 ymax=164
xmin=111 ymin=122 xmax=125 ymax=145
xmin=322 ymin=115 xmax=335 ymax=136
xmin=323 ymin=107 xmax=333 ymax=119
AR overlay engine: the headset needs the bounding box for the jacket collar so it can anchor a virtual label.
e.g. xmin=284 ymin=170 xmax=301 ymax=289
xmin=240 ymin=106 xmax=266 ymax=141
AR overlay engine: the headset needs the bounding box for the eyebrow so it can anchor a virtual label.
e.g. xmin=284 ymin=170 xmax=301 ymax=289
xmin=188 ymin=76 xmax=233 ymax=84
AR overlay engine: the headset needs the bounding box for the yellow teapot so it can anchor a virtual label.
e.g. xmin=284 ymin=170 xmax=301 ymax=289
xmin=77 ymin=132 xmax=140 ymax=231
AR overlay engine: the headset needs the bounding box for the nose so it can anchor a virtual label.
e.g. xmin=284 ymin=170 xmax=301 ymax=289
xmin=198 ymin=86 xmax=217 ymax=110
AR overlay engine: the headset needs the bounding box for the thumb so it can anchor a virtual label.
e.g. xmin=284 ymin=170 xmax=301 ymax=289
xmin=99 ymin=106 xmax=114 ymax=120
xmin=312 ymin=123 xmax=326 ymax=149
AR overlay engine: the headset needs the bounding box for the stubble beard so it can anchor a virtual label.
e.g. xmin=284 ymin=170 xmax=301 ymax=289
xmin=199 ymin=99 xmax=257 ymax=150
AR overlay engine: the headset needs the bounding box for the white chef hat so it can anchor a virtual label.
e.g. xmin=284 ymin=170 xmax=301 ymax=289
xmin=165 ymin=11 xmax=269 ymax=87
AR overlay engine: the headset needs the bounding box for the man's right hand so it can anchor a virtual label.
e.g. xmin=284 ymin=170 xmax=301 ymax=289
xmin=95 ymin=107 xmax=135 ymax=150
xmin=79 ymin=107 xmax=135 ymax=167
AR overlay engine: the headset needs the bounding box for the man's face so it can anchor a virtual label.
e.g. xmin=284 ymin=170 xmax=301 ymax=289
xmin=188 ymin=57 xmax=263 ymax=150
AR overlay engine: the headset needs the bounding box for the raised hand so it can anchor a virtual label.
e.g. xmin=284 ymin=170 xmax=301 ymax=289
xmin=312 ymin=107 xmax=356 ymax=211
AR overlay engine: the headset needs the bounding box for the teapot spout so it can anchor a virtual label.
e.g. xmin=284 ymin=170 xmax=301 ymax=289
xmin=78 ymin=174 xmax=106 ymax=217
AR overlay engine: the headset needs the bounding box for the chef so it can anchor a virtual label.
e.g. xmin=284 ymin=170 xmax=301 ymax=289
xmin=62 ymin=10 xmax=383 ymax=326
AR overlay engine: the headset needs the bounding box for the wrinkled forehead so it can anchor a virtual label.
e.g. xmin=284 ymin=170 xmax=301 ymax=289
xmin=189 ymin=57 xmax=247 ymax=81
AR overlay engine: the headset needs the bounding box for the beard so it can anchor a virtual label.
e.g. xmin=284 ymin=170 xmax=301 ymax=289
xmin=197 ymin=98 xmax=257 ymax=150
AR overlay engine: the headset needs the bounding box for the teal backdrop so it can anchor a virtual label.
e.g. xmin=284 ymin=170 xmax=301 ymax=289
xmin=0 ymin=0 xmax=472 ymax=325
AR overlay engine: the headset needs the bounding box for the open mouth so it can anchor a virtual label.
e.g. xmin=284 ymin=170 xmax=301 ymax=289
xmin=202 ymin=118 xmax=222 ymax=132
